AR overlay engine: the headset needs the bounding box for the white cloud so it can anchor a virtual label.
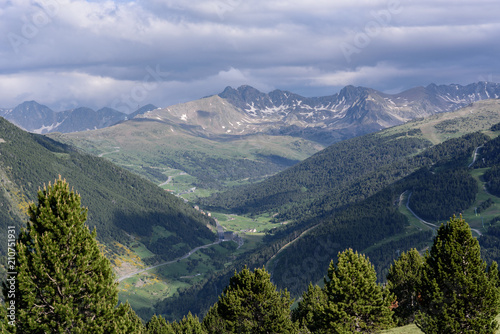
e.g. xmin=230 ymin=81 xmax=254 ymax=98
xmin=0 ymin=71 xmax=133 ymax=109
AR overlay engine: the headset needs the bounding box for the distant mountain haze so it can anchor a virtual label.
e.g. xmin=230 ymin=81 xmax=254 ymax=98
xmin=0 ymin=102 xmax=157 ymax=134
xmin=1 ymin=82 xmax=499 ymax=142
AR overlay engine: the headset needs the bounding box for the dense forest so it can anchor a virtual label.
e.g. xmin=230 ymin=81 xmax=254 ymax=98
xmin=201 ymin=131 xmax=433 ymax=214
xmin=485 ymin=166 xmax=500 ymax=196
xmin=477 ymin=124 xmax=500 ymax=265
xmin=408 ymin=168 xmax=478 ymax=222
xmin=268 ymin=131 xmax=490 ymax=292
xmin=479 ymin=221 xmax=500 ymax=265
xmin=202 ymin=131 xmax=489 ymax=224
xmin=474 ymin=125 xmax=500 ymax=196
xmin=0 ymin=117 xmax=215 ymax=261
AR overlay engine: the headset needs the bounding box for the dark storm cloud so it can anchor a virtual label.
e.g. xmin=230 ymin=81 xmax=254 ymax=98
xmin=0 ymin=0 xmax=499 ymax=111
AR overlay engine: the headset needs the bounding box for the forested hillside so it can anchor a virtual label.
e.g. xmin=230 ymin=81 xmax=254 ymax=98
xmin=153 ymin=130 xmax=496 ymax=320
xmin=472 ymin=125 xmax=500 ymax=266
xmin=266 ymin=126 xmax=499 ymax=294
xmin=202 ymin=131 xmax=432 ymax=215
xmin=408 ymin=168 xmax=478 ymax=222
xmin=203 ymin=130 xmax=488 ymax=223
xmin=0 ymin=117 xmax=215 ymax=265
xmin=150 ymin=107 xmax=500 ymax=320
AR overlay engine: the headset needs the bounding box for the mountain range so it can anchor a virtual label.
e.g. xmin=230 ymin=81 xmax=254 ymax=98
xmin=2 ymin=82 xmax=500 ymax=142
xmin=137 ymin=81 xmax=500 ymax=144
xmin=0 ymin=102 xmax=157 ymax=134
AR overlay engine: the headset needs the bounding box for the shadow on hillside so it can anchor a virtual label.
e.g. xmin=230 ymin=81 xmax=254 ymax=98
xmin=112 ymin=210 xmax=211 ymax=261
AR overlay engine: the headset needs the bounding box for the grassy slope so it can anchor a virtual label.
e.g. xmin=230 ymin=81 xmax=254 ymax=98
xmin=50 ymin=118 xmax=324 ymax=191
xmin=384 ymin=99 xmax=500 ymax=144
xmin=0 ymin=117 xmax=216 ymax=272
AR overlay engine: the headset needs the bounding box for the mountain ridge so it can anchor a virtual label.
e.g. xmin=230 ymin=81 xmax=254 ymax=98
xmin=0 ymin=101 xmax=157 ymax=134
xmin=137 ymin=81 xmax=500 ymax=145
xmin=3 ymin=82 xmax=499 ymax=140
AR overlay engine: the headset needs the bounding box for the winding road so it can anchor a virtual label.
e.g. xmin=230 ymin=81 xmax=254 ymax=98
xmin=158 ymin=176 xmax=173 ymax=187
xmin=405 ymin=191 xmax=482 ymax=236
xmin=468 ymin=145 xmax=484 ymax=168
xmin=98 ymin=147 xmax=120 ymax=157
xmin=117 ymin=220 xmax=226 ymax=282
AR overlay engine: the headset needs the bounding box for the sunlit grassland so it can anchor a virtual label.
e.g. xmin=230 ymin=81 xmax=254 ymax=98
xmin=233 ymin=233 xmax=266 ymax=255
xmin=129 ymin=241 xmax=155 ymax=259
xmin=160 ymin=173 xmax=197 ymax=193
xmin=213 ymin=212 xmax=278 ymax=233
xmin=118 ymin=272 xmax=189 ymax=319
xmin=463 ymin=168 xmax=500 ymax=234
xmin=381 ymin=314 xmax=500 ymax=333
xmin=379 ymin=100 xmax=500 ymax=145
xmin=397 ymin=192 xmax=434 ymax=232
xmin=381 ymin=323 xmax=424 ymax=334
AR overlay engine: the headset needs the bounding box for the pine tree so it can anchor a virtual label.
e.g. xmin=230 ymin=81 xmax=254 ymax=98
xmin=1 ymin=177 xmax=140 ymax=333
xmin=292 ymin=283 xmax=327 ymax=332
xmin=386 ymin=248 xmax=423 ymax=325
xmin=146 ymin=315 xmax=174 ymax=334
xmin=488 ymin=261 xmax=500 ymax=288
xmin=415 ymin=216 xmax=500 ymax=333
xmin=319 ymin=248 xmax=394 ymax=333
xmin=171 ymin=312 xmax=206 ymax=333
xmin=202 ymin=266 xmax=297 ymax=334
xmin=201 ymin=304 xmax=226 ymax=333
xmin=121 ymin=301 xmax=146 ymax=333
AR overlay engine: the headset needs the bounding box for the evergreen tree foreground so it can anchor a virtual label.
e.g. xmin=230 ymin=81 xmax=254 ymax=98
xmin=1 ymin=177 xmax=141 ymax=333
xmin=387 ymin=248 xmax=423 ymax=326
xmin=416 ymin=215 xmax=500 ymax=333
xmin=202 ymin=266 xmax=297 ymax=333
xmin=294 ymin=248 xmax=394 ymax=333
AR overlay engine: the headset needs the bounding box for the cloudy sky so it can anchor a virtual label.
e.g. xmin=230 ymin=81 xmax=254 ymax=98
xmin=1 ymin=0 xmax=499 ymax=113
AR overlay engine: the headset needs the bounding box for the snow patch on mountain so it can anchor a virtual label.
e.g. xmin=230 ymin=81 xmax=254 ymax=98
xmin=32 ymin=121 xmax=63 ymax=134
